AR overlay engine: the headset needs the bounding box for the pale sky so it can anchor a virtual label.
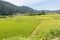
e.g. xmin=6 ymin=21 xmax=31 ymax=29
xmin=3 ymin=0 xmax=60 ymax=10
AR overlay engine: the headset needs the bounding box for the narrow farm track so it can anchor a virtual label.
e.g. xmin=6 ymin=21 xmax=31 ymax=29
xmin=28 ymin=22 xmax=41 ymax=38
xmin=51 ymin=37 xmax=59 ymax=40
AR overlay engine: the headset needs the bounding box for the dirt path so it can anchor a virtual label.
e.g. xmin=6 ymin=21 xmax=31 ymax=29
xmin=28 ymin=23 xmax=41 ymax=38
xmin=51 ymin=37 xmax=59 ymax=40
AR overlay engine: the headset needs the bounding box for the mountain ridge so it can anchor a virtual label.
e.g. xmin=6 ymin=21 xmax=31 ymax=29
xmin=0 ymin=0 xmax=60 ymax=16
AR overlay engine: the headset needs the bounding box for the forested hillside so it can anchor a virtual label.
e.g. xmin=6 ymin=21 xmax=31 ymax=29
xmin=0 ymin=0 xmax=46 ymax=16
xmin=0 ymin=0 xmax=60 ymax=16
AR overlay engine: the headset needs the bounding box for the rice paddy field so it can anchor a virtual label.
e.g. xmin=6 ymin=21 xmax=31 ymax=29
xmin=0 ymin=14 xmax=60 ymax=40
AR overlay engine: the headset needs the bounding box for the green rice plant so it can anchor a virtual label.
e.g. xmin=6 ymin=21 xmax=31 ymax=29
xmin=0 ymin=16 xmax=41 ymax=40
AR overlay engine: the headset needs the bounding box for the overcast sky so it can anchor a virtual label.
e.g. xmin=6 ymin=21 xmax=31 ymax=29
xmin=3 ymin=0 xmax=60 ymax=10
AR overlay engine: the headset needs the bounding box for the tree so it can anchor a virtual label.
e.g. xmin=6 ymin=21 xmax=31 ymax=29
xmin=38 ymin=11 xmax=46 ymax=15
xmin=40 ymin=11 xmax=45 ymax=15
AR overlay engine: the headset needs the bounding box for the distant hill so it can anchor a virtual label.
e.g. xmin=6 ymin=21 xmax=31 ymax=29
xmin=42 ymin=10 xmax=60 ymax=14
xmin=17 ymin=6 xmax=38 ymax=14
xmin=0 ymin=1 xmax=38 ymax=16
xmin=0 ymin=1 xmax=18 ymax=15
xmin=55 ymin=10 xmax=60 ymax=13
xmin=0 ymin=0 xmax=60 ymax=16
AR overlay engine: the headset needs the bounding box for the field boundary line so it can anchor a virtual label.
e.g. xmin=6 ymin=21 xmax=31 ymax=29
xmin=28 ymin=22 xmax=41 ymax=38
